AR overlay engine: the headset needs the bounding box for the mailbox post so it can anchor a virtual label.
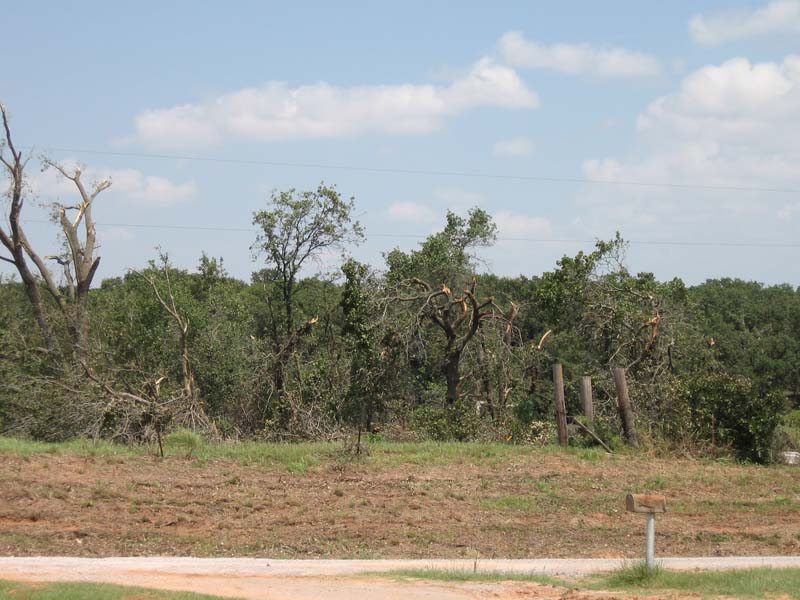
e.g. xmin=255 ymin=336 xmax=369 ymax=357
xmin=625 ymin=493 xmax=666 ymax=569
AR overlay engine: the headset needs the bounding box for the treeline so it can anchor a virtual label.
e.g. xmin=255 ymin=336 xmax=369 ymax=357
xmin=1 ymin=194 xmax=798 ymax=462
xmin=1 ymin=110 xmax=798 ymax=462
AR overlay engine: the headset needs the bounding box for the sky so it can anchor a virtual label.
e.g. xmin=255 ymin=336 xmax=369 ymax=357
xmin=1 ymin=0 xmax=799 ymax=286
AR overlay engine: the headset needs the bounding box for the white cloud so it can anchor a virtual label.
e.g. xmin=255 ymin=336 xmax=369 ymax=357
xmin=689 ymin=1 xmax=800 ymax=46
xmin=494 ymin=211 xmax=552 ymax=238
xmin=31 ymin=160 xmax=197 ymax=207
xmin=110 ymin=169 xmax=197 ymax=206
xmin=387 ymin=201 xmax=438 ymax=223
xmin=497 ymin=31 xmax=660 ymax=78
xmin=578 ymin=55 xmax=800 ymax=245
xmin=492 ymin=137 xmax=534 ymax=157
xmin=131 ymin=58 xmax=539 ymax=149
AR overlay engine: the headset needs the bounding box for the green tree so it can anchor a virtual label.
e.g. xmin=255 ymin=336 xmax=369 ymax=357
xmin=251 ymin=183 xmax=363 ymax=429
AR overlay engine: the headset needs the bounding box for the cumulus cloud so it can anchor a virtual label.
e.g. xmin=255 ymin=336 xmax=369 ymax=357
xmin=110 ymin=169 xmax=197 ymax=206
xmin=494 ymin=211 xmax=552 ymax=238
xmin=492 ymin=137 xmax=534 ymax=157
xmin=497 ymin=31 xmax=660 ymax=78
xmin=579 ymin=55 xmax=800 ymax=238
xmin=388 ymin=201 xmax=438 ymax=223
xmin=689 ymin=1 xmax=800 ymax=46
xmin=131 ymin=58 xmax=538 ymax=149
xmin=31 ymin=160 xmax=197 ymax=207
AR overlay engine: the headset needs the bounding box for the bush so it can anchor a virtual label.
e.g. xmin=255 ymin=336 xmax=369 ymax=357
xmin=689 ymin=372 xmax=786 ymax=463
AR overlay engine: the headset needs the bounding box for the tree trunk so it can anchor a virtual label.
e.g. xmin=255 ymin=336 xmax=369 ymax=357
xmin=16 ymin=260 xmax=56 ymax=352
xmin=444 ymin=352 xmax=461 ymax=405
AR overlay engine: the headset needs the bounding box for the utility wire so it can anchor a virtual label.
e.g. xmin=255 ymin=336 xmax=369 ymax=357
xmin=23 ymin=145 xmax=800 ymax=195
xmin=22 ymin=219 xmax=800 ymax=249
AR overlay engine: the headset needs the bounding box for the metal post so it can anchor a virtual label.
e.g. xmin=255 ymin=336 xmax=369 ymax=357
xmin=645 ymin=513 xmax=656 ymax=569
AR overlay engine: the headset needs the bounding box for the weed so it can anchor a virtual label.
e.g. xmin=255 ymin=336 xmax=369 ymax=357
xmin=603 ymin=561 xmax=663 ymax=587
xmin=597 ymin=566 xmax=800 ymax=599
xmin=644 ymin=475 xmax=667 ymax=490
xmin=165 ymin=429 xmax=205 ymax=458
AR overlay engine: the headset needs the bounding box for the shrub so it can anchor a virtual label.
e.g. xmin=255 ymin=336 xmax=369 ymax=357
xmin=689 ymin=372 xmax=785 ymax=463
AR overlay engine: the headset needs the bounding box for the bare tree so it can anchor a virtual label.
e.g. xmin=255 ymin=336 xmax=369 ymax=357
xmin=132 ymin=254 xmax=209 ymax=430
xmin=42 ymin=159 xmax=110 ymax=360
xmin=0 ymin=105 xmax=56 ymax=350
xmin=0 ymin=103 xmax=110 ymax=359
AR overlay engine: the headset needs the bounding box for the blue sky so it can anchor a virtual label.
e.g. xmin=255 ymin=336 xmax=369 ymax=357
xmin=1 ymin=0 xmax=799 ymax=285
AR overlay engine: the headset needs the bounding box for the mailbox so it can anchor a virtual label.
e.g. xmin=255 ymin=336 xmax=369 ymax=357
xmin=626 ymin=493 xmax=666 ymax=514
xmin=626 ymin=493 xmax=667 ymax=570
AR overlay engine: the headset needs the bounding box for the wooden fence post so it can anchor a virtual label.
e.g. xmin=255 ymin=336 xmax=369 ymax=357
xmin=553 ymin=363 xmax=568 ymax=446
xmin=612 ymin=367 xmax=639 ymax=448
xmin=580 ymin=376 xmax=594 ymax=425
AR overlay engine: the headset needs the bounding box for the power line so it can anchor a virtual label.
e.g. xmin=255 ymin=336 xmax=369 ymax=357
xmin=24 ymin=145 xmax=800 ymax=195
xmin=22 ymin=219 xmax=800 ymax=249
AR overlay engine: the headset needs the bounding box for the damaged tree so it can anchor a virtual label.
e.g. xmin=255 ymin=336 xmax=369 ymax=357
xmin=405 ymin=277 xmax=503 ymax=405
xmin=251 ymin=183 xmax=363 ymax=422
xmin=0 ymin=103 xmax=110 ymax=360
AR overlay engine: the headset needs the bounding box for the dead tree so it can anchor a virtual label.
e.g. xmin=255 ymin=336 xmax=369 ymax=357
xmin=0 ymin=104 xmax=110 ymax=359
xmin=43 ymin=160 xmax=110 ymax=360
xmin=132 ymin=255 xmax=214 ymax=432
xmin=0 ymin=105 xmax=56 ymax=350
xmin=133 ymin=257 xmax=196 ymax=400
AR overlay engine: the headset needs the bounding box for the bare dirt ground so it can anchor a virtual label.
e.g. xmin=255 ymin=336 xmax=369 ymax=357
xmin=1 ymin=447 xmax=798 ymax=559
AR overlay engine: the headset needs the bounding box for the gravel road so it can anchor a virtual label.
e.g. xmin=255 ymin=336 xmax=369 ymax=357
xmin=1 ymin=556 xmax=799 ymax=600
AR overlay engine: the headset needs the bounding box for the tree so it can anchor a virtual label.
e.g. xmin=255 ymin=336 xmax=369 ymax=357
xmin=251 ymin=183 xmax=363 ymax=421
xmin=0 ymin=104 xmax=110 ymax=360
xmin=386 ymin=209 xmax=510 ymax=409
xmin=340 ymin=258 xmax=380 ymax=451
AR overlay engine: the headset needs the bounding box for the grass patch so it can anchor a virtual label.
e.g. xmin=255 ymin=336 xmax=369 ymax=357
xmin=0 ymin=579 xmax=238 ymax=599
xmin=384 ymin=568 xmax=564 ymax=587
xmin=480 ymin=495 xmax=536 ymax=512
xmin=194 ymin=440 xmax=337 ymax=473
xmin=366 ymin=441 xmax=523 ymax=468
xmin=0 ymin=437 xmax=142 ymax=458
xmin=596 ymin=564 xmax=800 ymax=599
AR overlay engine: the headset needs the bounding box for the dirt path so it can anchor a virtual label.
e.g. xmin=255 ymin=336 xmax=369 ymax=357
xmin=2 ymin=557 xmax=800 ymax=600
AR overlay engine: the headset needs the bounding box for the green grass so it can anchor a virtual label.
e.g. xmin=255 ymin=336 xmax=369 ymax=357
xmin=479 ymin=494 xmax=536 ymax=512
xmin=0 ymin=579 xmax=239 ymax=600
xmin=0 ymin=437 xmax=141 ymax=458
xmin=595 ymin=563 xmax=800 ymax=599
xmin=0 ymin=436 xmax=542 ymax=473
xmin=383 ymin=568 xmax=564 ymax=587
xmin=388 ymin=565 xmax=800 ymax=599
